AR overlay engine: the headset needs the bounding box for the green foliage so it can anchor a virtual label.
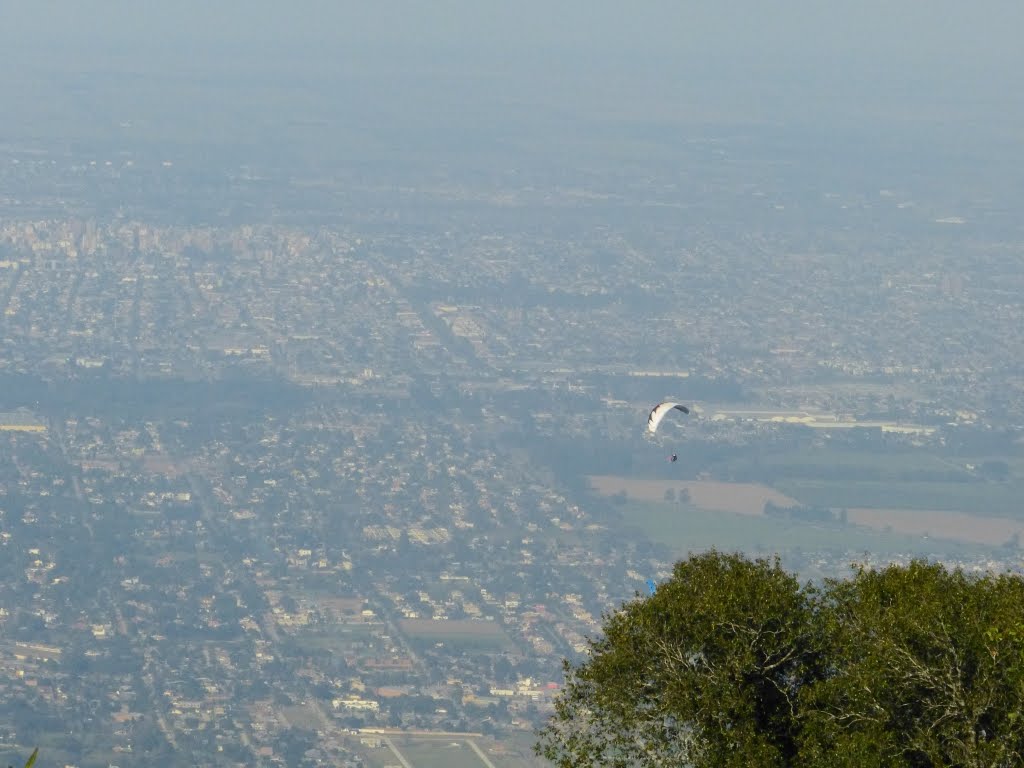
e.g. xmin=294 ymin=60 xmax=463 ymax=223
xmin=802 ymin=562 xmax=1024 ymax=767
xmin=537 ymin=552 xmax=818 ymax=767
xmin=10 ymin=748 xmax=38 ymax=768
xmin=536 ymin=553 xmax=1024 ymax=767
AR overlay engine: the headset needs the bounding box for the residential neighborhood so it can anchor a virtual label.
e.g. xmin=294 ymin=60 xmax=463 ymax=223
xmin=1 ymin=72 xmax=1023 ymax=766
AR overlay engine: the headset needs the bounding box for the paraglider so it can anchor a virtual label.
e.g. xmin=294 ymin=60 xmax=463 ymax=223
xmin=647 ymin=402 xmax=689 ymax=434
xmin=646 ymin=579 xmax=658 ymax=595
xmin=647 ymin=402 xmax=691 ymax=466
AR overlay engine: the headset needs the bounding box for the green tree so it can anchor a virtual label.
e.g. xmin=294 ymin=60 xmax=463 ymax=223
xmin=536 ymin=551 xmax=820 ymax=767
xmin=536 ymin=554 xmax=1024 ymax=767
xmin=801 ymin=561 xmax=1024 ymax=767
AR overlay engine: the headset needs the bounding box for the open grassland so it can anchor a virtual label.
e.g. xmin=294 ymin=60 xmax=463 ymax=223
xmin=775 ymin=478 xmax=1024 ymax=518
xmin=399 ymin=619 xmax=517 ymax=652
xmin=620 ymin=500 xmax=992 ymax=560
xmin=592 ymin=437 xmax=1024 ymax=548
xmin=712 ymin=446 xmax=1024 ymax=517
xmin=589 ymin=476 xmax=798 ymax=515
xmin=593 ymin=472 xmax=1021 ymax=552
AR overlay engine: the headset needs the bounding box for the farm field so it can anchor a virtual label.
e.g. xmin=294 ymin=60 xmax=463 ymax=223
xmin=709 ymin=446 xmax=1024 ymax=517
xmin=847 ymin=508 xmax=1024 ymax=547
xmin=591 ymin=436 xmax=1024 ymax=550
xmin=775 ymin=478 xmax=1024 ymax=518
xmin=589 ymin=475 xmax=1002 ymax=558
xmin=589 ymin=476 xmax=797 ymax=515
xmin=616 ymin=499 xmax=978 ymax=559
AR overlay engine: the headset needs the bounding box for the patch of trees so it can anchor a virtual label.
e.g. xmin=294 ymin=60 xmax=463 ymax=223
xmin=0 ymin=370 xmax=311 ymax=425
xmin=764 ymin=501 xmax=836 ymax=524
xmin=536 ymin=551 xmax=1024 ymax=767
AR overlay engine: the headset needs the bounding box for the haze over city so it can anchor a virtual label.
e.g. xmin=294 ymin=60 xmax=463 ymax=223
xmin=1 ymin=2 xmax=1023 ymax=766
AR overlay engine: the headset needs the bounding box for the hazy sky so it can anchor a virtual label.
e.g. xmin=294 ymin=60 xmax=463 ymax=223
xmin=2 ymin=2 xmax=1022 ymax=159
xmin=3 ymin=2 xmax=1019 ymax=62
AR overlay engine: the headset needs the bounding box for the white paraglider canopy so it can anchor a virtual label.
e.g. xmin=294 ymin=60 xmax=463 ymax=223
xmin=647 ymin=402 xmax=689 ymax=434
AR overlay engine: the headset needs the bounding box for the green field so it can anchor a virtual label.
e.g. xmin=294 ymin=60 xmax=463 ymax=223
xmin=775 ymin=478 xmax=1024 ymax=517
xmin=397 ymin=739 xmax=494 ymax=768
xmin=296 ymin=623 xmax=379 ymax=654
xmin=356 ymin=735 xmax=540 ymax=768
xmin=707 ymin=445 xmax=1024 ymax=516
xmin=621 ymin=500 xmax=992 ymax=560
xmin=280 ymin=703 xmax=327 ymax=731
xmin=399 ymin=619 xmax=517 ymax=652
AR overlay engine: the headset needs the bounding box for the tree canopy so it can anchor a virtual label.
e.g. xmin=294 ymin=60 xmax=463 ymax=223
xmin=536 ymin=552 xmax=1024 ymax=768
